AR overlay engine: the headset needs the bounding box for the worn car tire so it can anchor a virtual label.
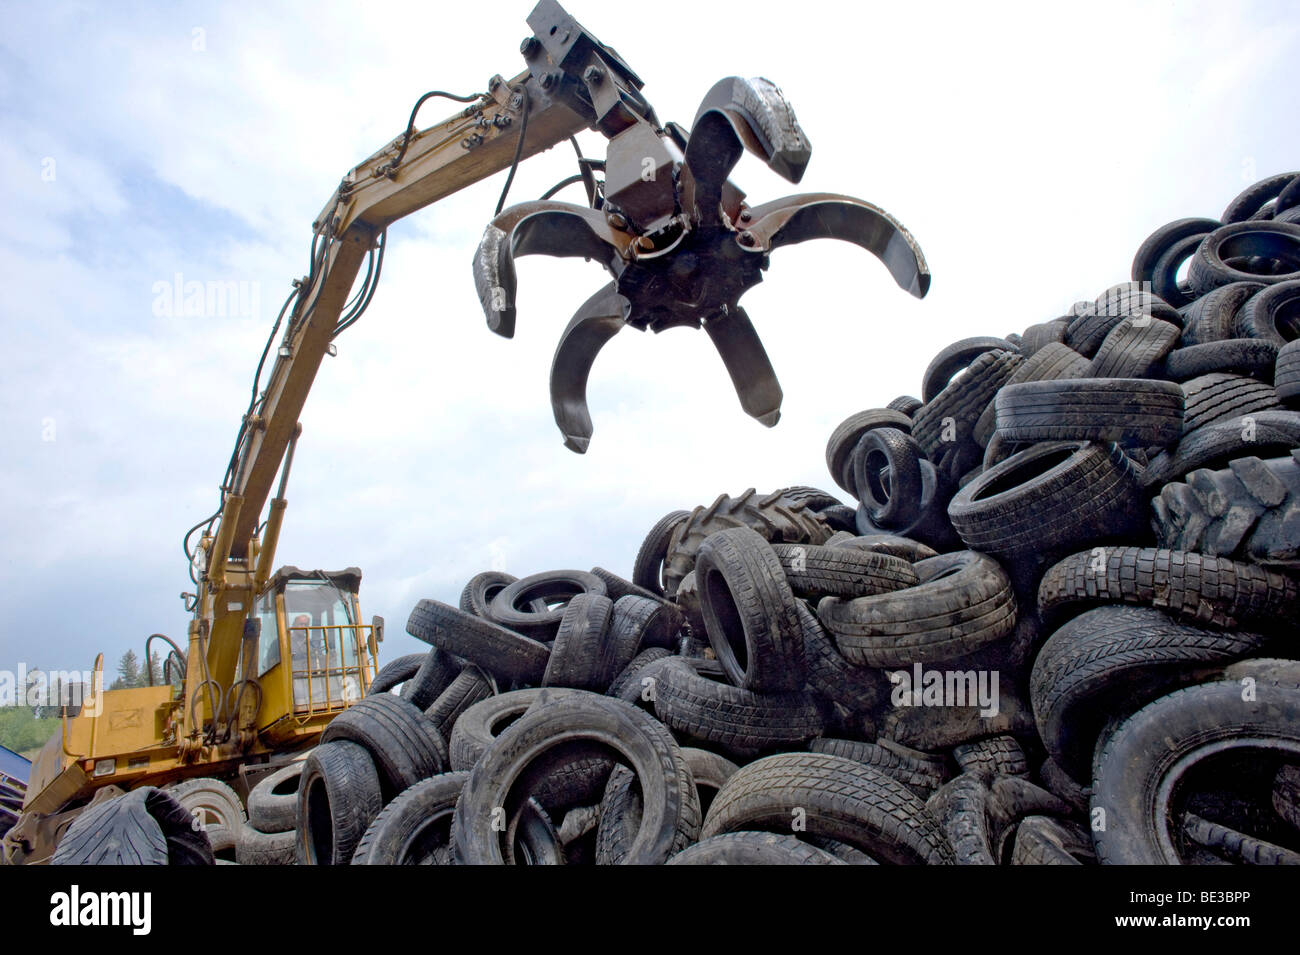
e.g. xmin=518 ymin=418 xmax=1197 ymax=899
xmin=632 ymin=510 xmax=690 ymax=596
xmin=1030 ymin=606 xmax=1268 ymax=781
xmin=53 ymin=787 xmax=213 ymax=866
xmin=296 ymin=741 xmax=383 ymax=865
xmin=247 ymin=762 xmax=305 ymax=834
xmin=668 ymin=830 xmax=846 ymax=865
xmin=351 ymin=772 xmax=467 ymax=865
xmin=488 ymin=570 xmax=608 ymax=642
xmin=1165 ymin=338 xmax=1279 ymax=382
xmin=1037 ymin=546 xmax=1300 ymax=630
xmin=321 ymin=693 xmax=448 ymax=798
xmin=951 ymin=441 xmax=1148 ymax=558
xmin=1091 ymin=681 xmax=1300 ymax=864
xmin=235 ymin=823 xmax=296 ymax=865
xmin=451 ymin=692 xmax=700 ymax=865
xmin=653 ymin=656 xmax=824 ymax=756
xmin=407 ymin=598 xmax=551 ymax=685
xmin=991 ymin=379 xmax=1184 ymax=446
xmin=702 ymin=751 xmax=955 ymax=865
xmin=818 ymin=550 xmax=1017 ymax=667
xmin=694 ymin=527 xmax=806 ymax=693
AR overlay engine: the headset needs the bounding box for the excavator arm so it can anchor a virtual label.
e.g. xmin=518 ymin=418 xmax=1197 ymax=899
xmin=188 ymin=1 xmax=665 ymax=742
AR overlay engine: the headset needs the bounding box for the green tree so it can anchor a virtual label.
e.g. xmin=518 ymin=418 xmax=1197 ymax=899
xmin=0 ymin=707 xmax=62 ymax=758
xmin=110 ymin=650 xmax=141 ymax=691
xmin=145 ymin=651 xmax=162 ymax=686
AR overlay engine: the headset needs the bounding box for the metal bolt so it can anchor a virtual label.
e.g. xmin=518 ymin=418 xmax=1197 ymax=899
xmin=738 ymin=208 xmax=752 ymax=222
xmin=520 ymin=36 xmax=540 ymax=57
xmin=583 ymin=66 xmax=604 ymax=86
xmin=539 ymin=72 xmax=556 ymax=91
xmin=488 ymin=75 xmax=502 ymax=92
xmin=636 ymin=235 xmax=655 ymax=251
xmin=738 ymin=231 xmax=757 ymax=247
xmin=606 ymin=212 xmax=628 ymax=231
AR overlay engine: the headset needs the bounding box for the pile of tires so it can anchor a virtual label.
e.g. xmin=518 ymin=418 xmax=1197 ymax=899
xmin=282 ymin=171 xmax=1300 ymax=866
xmin=62 ymin=172 xmax=1298 ymax=866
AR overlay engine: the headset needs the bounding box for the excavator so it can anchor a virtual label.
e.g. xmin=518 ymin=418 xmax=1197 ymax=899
xmin=3 ymin=0 xmax=930 ymax=864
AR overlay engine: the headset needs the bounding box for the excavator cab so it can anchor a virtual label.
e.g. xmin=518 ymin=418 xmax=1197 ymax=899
xmin=250 ymin=566 xmax=380 ymax=727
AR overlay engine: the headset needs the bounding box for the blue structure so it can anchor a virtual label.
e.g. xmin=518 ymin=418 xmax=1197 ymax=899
xmin=0 ymin=743 xmax=29 ymax=836
xmin=0 ymin=743 xmax=29 ymax=786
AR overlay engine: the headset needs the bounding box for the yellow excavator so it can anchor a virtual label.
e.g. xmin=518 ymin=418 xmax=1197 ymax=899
xmin=4 ymin=1 xmax=930 ymax=864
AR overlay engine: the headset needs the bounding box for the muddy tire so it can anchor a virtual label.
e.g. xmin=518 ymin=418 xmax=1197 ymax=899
xmin=662 ymin=489 xmax=832 ymax=598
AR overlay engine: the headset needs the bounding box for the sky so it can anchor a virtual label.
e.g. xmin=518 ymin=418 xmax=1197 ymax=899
xmin=1 ymin=0 xmax=1297 ymax=675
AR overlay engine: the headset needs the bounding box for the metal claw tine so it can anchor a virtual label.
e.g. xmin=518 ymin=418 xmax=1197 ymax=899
xmin=690 ymin=77 xmax=811 ymax=185
xmin=549 ymin=282 xmax=630 ymax=453
xmin=702 ymin=307 xmax=783 ymax=427
xmin=743 ymin=193 xmax=931 ymax=298
xmin=471 ymin=201 xmax=627 ymax=339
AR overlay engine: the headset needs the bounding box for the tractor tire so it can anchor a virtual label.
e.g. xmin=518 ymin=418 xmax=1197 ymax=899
xmin=1152 ymin=452 xmax=1300 ymax=566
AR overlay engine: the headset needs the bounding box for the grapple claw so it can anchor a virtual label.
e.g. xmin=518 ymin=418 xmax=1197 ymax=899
xmin=472 ymin=201 xmax=628 ymax=339
xmin=691 ymin=76 xmax=811 ymax=184
xmin=475 ymin=71 xmax=930 ymax=452
xmin=743 ymin=193 xmax=931 ymax=298
xmin=549 ymin=282 xmax=630 ymax=454
xmin=703 ymin=307 xmax=783 ymax=427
